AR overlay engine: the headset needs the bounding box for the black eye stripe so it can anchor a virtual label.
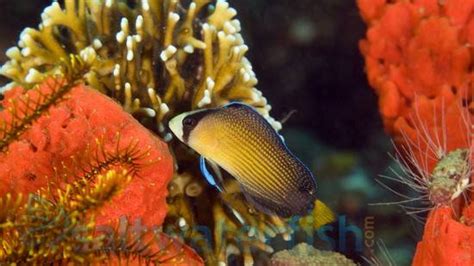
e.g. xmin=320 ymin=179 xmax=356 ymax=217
xmin=182 ymin=110 xmax=214 ymax=142
xmin=183 ymin=117 xmax=196 ymax=127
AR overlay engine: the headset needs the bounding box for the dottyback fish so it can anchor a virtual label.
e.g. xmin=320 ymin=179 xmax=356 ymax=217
xmin=169 ymin=102 xmax=333 ymax=219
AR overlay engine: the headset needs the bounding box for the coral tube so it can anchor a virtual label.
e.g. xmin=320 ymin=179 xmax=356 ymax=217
xmin=358 ymin=0 xmax=474 ymax=265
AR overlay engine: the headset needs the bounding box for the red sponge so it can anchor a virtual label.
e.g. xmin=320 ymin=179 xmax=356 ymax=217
xmin=413 ymin=207 xmax=474 ymax=265
xmin=0 ymin=79 xmax=173 ymax=227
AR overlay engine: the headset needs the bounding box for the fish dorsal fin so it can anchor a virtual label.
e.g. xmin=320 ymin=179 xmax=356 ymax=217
xmin=225 ymin=102 xmax=287 ymax=144
xmin=199 ymin=156 xmax=224 ymax=192
xmin=279 ymin=134 xmax=285 ymax=142
xmin=223 ymin=101 xmax=248 ymax=109
xmin=240 ymin=185 xmax=292 ymax=218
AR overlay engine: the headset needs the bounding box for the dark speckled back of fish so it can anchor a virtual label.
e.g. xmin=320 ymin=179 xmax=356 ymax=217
xmin=169 ymin=103 xmax=319 ymax=217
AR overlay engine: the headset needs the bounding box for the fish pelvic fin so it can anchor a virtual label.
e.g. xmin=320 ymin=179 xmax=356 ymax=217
xmin=199 ymin=156 xmax=224 ymax=192
xmin=240 ymin=185 xmax=293 ymax=218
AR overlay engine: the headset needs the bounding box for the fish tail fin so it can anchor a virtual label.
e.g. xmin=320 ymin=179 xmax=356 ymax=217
xmin=312 ymin=199 xmax=336 ymax=228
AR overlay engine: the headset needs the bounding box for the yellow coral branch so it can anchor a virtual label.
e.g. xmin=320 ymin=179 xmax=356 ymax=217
xmin=0 ymin=0 xmax=288 ymax=264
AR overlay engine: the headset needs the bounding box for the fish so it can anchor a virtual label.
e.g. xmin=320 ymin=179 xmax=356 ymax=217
xmin=168 ymin=102 xmax=333 ymax=219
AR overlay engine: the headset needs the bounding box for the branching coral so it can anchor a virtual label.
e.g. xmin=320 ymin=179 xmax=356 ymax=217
xmin=358 ymin=0 xmax=474 ymax=264
xmin=0 ymin=0 xmax=333 ymax=264
xmin=0 ymin=0 xmax=278 ymax=134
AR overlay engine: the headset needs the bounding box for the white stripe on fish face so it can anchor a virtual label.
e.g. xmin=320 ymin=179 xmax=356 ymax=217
xmin=168 ymin=113 xmax=186 ymax=142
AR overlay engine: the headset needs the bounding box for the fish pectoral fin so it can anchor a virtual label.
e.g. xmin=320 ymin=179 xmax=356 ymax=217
xmin=199 ymin=156 xmax=224 ymax=192
xmin=240 ymin=185 xmax=292 ymax=218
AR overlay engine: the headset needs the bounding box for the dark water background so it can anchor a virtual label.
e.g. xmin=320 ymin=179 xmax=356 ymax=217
xmin=0 ymin=1 xmax=419 ymax=264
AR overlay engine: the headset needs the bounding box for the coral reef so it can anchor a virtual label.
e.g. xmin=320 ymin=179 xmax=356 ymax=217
xmin=0 ymin=170 xmax=203 ymax=264
xmin=0 ymin=0 xmax=277 ymax=132
xmin=1 ymin=169 xmax=128 ymax=263
xmin=358 ymin=0 xmax=474 ymax=264
xmin=269 ymin=243 xmax=356 ymax=266
xmin=0 ymin=0 xmax=334 ymax=264
xmin=0 ymin=73 xmax=202 ymax=264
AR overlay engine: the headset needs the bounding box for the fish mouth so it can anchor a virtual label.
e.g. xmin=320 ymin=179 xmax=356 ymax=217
xmin=168 ymin=113 xmax=187 ymax=142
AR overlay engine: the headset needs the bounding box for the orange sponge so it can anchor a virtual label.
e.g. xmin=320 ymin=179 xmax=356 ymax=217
xmin=0 ymin=78 xmax=173 ymax=227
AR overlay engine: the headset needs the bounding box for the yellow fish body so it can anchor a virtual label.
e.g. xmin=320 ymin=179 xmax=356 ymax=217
xmin=169 ymin=103 xmax=330 ymax=218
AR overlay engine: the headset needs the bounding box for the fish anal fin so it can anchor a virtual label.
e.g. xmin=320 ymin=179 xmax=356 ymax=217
xmin=240 ymin=185 xmax=292 ymax=218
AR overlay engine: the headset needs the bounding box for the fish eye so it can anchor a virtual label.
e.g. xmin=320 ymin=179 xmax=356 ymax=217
xmin=183 ymin=117 xmax=197 ymax=128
